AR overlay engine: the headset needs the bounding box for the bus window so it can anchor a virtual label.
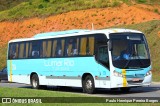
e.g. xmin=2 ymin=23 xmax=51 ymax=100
xmin=42 ymin=40 xmax=52 ymax=57
xmin=88 ymin=37 xmax=95 ymax=55
xmin=28 ymin=42 xmax=32 ymax=58
xmin=76 ymin=38 xmax=79 ymax=55
xmin=98 ymin=46 xmax=109 ymax=68
xmin=65 ymin=37 xmax=79 ymax=56
xmin=80 ymin=37 xmax=87 ymax=55
xmin=61 ymin=39 xmax=65 ymax=57
xmin=18 ymin=43 xmax=25 ymax=58
xmin=80 ymin=36 xmax=95 ymax=56
xmin=29 ymin=41 xmax=40 ymax=58
xmin=52 ymin=40 xmax=57 ymax=57
xmin=95 ymin=34 xmax=108 ymax=54
xmin=53 ymin=39 xmax=65 ymax=57
xmin=25 ymin=42 xmax=29 ymax=58
xmin=112 ymin=40 xmax=128 ymax=59
xmin=9 ymin=43 xmax=19 ymax=59
xmin=136 ymin=44 xmax=149 ymax=59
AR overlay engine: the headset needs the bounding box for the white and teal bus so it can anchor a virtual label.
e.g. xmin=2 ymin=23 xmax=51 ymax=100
xmin=7 ymin=29 xmax=152 ymax=94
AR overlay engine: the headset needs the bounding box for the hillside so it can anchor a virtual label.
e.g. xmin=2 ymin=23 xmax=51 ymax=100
xmin=0 ymin=0 xmax=160 ymax=21
xmin=0 ymin=0 xmax=27 ymax=11
xmin=0 ymin=4 xmax=159 ymax=46
xmin=0 ymin=0 xmax=160 ymax=81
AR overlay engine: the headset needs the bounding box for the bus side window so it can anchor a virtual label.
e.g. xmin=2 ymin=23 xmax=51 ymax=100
xmin=15 ymin=44 xmax=19 ymax=58
xmin=54 ymin=39 xmax=65 ymax=57
xmin=29 ymin=41 xmax=40 ymax=58
xmin=28 ymin=42 xmax=32 ymax=58
xmin=98 ymin=47 xmax=109 ymax=63
xmin=18 ymin=43 xmax=25 ymax=58
xmin=87 ymin=37 xmax=95 ymax=55
xmin=9 ymin=43 xmax=18 ymax=59
xmin=25 ymin=42 xmax=29 ymax=58
xmin=98 ymin=46 xmax=109 ymax=68
xmin=56 ymin=40 xmax=61 ymax=56
xmin=61 ymin=39 xmax=65 ymax=57
xmin=52 ymin=40 xmax=57 ymax=57
xmin=73 ymin=38 xmax=79 ymax=56
xmin=65 ymin=38 xmax=79 ymax=56
xmin=95 ymin=34 xmax=108 ymax=54
xmin=80 ymin=36 xmax=94 ymax=56
xmin=80 ymin=37 xmax=87 ymax=56
xmin=42 ymin=40 xmax=52 ymax=58
xmin=9 ymin=44 xmax=13 ymax=59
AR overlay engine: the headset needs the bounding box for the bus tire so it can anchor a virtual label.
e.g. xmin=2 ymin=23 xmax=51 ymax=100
xmin=82 ymin=75 xmax=95 ymax=94
xmin=31 ymin=74 xmax=40 ymax=89
xmin=40 ymin=85 xmax=47 ymax=89
xmin=120 ymin=87 xmax=131 ymax=92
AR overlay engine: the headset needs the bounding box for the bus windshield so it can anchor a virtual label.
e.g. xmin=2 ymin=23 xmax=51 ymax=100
xmin=110 ymin=33 xmax=151 ymax=69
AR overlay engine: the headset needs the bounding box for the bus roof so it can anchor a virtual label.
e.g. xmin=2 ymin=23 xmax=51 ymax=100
xmin=33 ymin=29 xmax=90 ymax=38
xmin=8 ymin=28 xmax=142 ymax=43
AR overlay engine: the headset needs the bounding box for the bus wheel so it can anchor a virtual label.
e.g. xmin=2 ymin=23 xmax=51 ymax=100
xmin=120 ymin=87 xmax=131 ymax=92
xmin=83 ymin=75 xmax=95 ymax=94
xmin=31 ymin=74 xmax=40 ymax=89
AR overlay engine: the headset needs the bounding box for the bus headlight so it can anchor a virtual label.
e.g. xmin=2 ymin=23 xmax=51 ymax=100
xmin=145 ymin=71 xmax=152 ymax=76
xmin=113 ymin=70 xmax=123 ymax=77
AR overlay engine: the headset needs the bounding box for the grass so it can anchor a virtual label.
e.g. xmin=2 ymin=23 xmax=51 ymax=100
xmin=0 ymin=87 xmax=84 ymax=97
xmin=110 ymin=20 xmax=160 ymax=81
xmin=0 ymin=0 xmax=121 ymax=21
xmin=154 ymin=8 xmax=160 ymax=14
xmin=0 ymin=0 xmax=159 ymax=21
xmin=0 ymin=87 xmax=160 ymax=105
xmin=0 ymin=0 xmax=28 ymax=11
xmin=137 ymin=0 xmax=147 ymax=3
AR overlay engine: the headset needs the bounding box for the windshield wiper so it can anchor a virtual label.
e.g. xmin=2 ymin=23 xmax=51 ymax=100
xmin=136 ymin=53 xmax=145 ymax=68
xmin=123 ymin=54 xmax=133 ymax=69
xmin=124 ymin=48 xmax=145 ymax=69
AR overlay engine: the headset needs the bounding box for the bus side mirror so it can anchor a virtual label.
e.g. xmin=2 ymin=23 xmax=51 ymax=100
xmin=109 ymin=40 xmax=112 ymax=51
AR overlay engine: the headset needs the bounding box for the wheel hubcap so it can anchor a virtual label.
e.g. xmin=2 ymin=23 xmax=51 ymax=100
xmin=86 ymin=80 xmax=92 ymax=89
xmin=32 ymin=79 xmax=37 ymax=87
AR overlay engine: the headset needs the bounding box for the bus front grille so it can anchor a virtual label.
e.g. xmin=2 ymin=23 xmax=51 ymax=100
xmin=126 ymin=74 xmax=145 ymax=78
xmin=127 ymin=80 xmax=143 ymax=84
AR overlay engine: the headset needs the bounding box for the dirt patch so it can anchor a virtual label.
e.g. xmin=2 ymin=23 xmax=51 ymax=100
xmin=158 ymin=31 xmax=160 ymax=38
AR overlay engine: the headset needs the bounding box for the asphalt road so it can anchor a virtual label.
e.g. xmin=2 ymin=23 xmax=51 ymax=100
xmin=0 ymin=81 xmax=160 ymax=97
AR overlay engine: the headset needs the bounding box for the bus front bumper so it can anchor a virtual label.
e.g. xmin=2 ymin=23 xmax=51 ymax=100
xmin=111 ymin=74 xmax=152 ymax=88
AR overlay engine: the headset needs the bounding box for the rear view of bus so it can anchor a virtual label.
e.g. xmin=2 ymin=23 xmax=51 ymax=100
xmin=109 ymin=31 xmax=151 ymax=91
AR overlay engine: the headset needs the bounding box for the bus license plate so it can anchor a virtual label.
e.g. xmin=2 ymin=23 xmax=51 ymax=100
xmin=132 ymin=78 xmax=140 ymax=82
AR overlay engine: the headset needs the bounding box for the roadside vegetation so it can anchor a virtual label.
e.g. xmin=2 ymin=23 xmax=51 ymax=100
xmin=0 ymin=0 xmax=160 ymax=21
xmin=0 ymin=0 xmax=28 ymax=11
xmin=0 ymin=87 xmax=84 ymax=97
